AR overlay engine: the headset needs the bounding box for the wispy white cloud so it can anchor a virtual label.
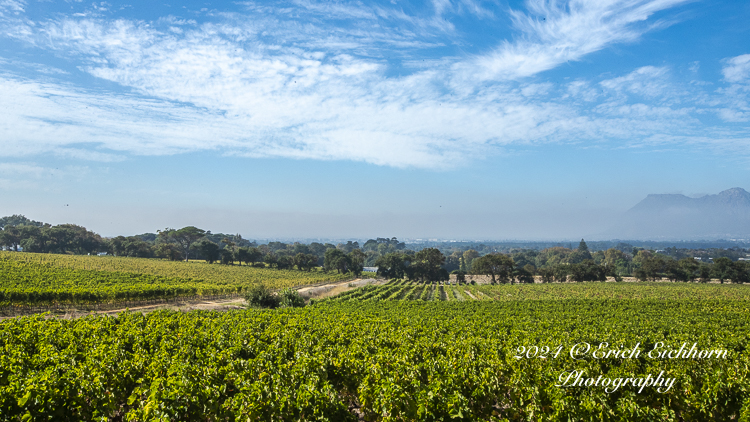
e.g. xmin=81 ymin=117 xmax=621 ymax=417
xmin=0 ymin=57 xmax=70 ymax=75
xmin=600 ymin=66 xmax=671 ymax=98
xmin=457 ymin=0 xmax=494 ymax=19
xmin=1 ymin=0 xmax=747 ymax=170
xmin=716 ymin=108 xmax=749 ymax=122
xmin=469 ymin=0 xmax=690 ymax=81
xmin=430 ymin=0 xmax=494 ymax=20
xmin=722 ymin=54 xmax=750 ymax=83
xmin=432 ymin=0 xmax=451 ymax=17
xmin=0 ymin=68 xmax=566 ymax=168
xmin=0 ymin=0 xmax=25 ymax=15
xmin=714 ymin=54 xmax=750 ymax=122
xmin=290 ymin=0 xmax=379 ymax=20
xmin=564 ymin=80 xmax=600 ymax=102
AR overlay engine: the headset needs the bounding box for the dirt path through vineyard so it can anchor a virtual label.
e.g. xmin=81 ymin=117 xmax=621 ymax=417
xmin=1 ymin=278 xmax=385 ymax=320
xmin=77 ymin=279 xmax=382 ymax=317
xmin=84 ymin=297 xmax=247 ymax=317
xmin=296 ymin=278 xmax=383 ymax=299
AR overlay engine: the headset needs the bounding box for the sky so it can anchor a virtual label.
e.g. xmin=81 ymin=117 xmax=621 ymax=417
xmin=0 ymin=0 xmax=749 ymax=240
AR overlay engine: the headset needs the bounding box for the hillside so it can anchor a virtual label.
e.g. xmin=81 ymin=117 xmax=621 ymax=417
xmin=604 ymin=188 xmax=750 ymax=240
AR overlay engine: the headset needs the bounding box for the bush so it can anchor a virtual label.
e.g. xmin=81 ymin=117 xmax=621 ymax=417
xmin=279 ymin=288 xmax=305 ymax=308
xmin=244 ymin=284 xmax=280 ymax=308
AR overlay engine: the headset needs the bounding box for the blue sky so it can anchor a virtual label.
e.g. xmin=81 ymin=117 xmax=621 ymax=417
xmin=0 ymin=0 xmax=749 ymax=240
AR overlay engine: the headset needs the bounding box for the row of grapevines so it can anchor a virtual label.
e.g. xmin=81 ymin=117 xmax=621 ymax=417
xmin=384 ymin=283 xmax=412 ymax=300
xmin=326 ymin=281 xmax=750 ymax=303
xmin=0 ymin=251 xmax=351 ymax=290
xmin=0 ymin=260 xmax=342 ymax=310
xmin=1 ymin=300 xmax=748 ymax=420
xmin=0 ymin=258 xmax=238 ymax=308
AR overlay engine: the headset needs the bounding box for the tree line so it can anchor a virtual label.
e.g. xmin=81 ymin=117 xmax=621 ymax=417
xmin=374 ymin=239 xmax=749 ymax=284
xmin=0 ymin=216 xmax=391 ymax=276
xmin=2 ymin=215 xmax=748 ymax=283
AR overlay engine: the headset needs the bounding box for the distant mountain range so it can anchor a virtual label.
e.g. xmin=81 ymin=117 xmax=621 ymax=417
xmin=604 ymin=188 xmax=750 ymax=240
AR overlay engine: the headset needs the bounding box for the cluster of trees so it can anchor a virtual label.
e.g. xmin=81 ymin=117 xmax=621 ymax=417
xmin=633 ymin=254 xmax=749 ymax=283
xmin=374 ymin=248 xmax=451 ymax=282
xmin=323 ymin=248 xmax=366 ymax=275
xmin=0 ymin=215 xmax=105 ymax=255
xmin=3 ymin=214 xmax=749 ymax=283
xmin=420 ymin=239 xmax=750 ymax=276
xmin=448 ymin=240 xmax=749 ymax=284
xmin=370 ymin=245 xmax=617 ymax=284
xmin=0 ymin=215 xmax=406 ymax=276
xmin=149 ymin=227 xmax=332 ymax=271
xmin=410 ymin=238 xmax=750 ymax=258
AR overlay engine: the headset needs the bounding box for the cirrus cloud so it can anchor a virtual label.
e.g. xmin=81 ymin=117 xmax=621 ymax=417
xmin=1 ymin=0 xmax=748 ymax=169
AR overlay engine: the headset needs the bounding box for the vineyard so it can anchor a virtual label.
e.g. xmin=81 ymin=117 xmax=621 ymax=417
xmin=1 ymin=298 xmax=748 ymax=421
xmin=0 ymin=251 xmax=350 ymax=287
xmin=1 ymin=253 xmax=749 ymax=420
xmin=0 ymin=252 xmax=350 ymax=311
xmin=317 ymin=279 xmax=750 ymax=302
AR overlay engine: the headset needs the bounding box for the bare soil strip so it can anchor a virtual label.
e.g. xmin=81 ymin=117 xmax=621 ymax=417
xmin=296 ymin=278 xmax=385 ymax=300
xmin=0 ymin=297 xmax=247 ymax=320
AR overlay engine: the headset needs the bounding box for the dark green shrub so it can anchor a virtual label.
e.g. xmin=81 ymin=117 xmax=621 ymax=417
xmin=244 ymin=284 xmax=280 ymax=308
xmin=279 ymin=288 xmax=305 ymax=308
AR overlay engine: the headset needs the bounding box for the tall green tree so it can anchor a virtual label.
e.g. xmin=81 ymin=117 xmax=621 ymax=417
xmin=375 ymin=252 xmax=409 ymax=279
xmin=731 ymin=261 xmax=750 ymax=284
xmin=538 ymin=267 xmax=555 ymax=283
xmin=411 ymin=248 xmax=445 ymax=282
xmin=634 ymin=254 xmax=669 ymax=281
xmin=324 ymin=248 xmax=351 ymax=273
xmin=154 ymin=243 xmax=182 ymax=261
xmin=158 ymin=226 xmax=206 ymax=261
xmin=106 ymin=235 xmax=153 ymax=258
xmin=264 ymin=253 xmax=279 ymax=268
xmin=462 ymin=249 xmax=479 ymax=271
xmin=567 ymin=239 xmax=593 ymax=264
xmin=568 ymin=261 xmax=606 ymax=282
xmin=336 ymin=241 xmax=360 ymax=253
xmin=514 ymin=264 xmax=536 ymax=284
xmin=236 ymin=247 xmax=250 ymax=265
xmin=0 ymin=215 xmax=44 ymax=229
xmin=293 ymin=253 xmax=318 ymax=271
xmin=277 ymin=255 xmax=293 ymax=270
xmin=18 ymin=225 xmax=47 ymax=253
xmin=471 ymin=253 xmax=514 ymax=284
xmin=677 ymin=258 xmax=700 ymax=282
xmin=348 ymin=249 xmax=367 ymax=276
xmin=0 ymin=226 xmax=21 ymax=251
xmin=712 ymin=257 xmax=733 ymax=284
xmin=220 ymin=248 xmax=235 ymax=265
xmin=198 ymin=240 xmax=221 ymax=264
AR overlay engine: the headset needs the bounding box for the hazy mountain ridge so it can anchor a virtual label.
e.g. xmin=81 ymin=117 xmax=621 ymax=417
xmin=605 ymin=188 xmax=750 ymax=240
xmin=632 ymin=188 xmax=750 ymax=213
